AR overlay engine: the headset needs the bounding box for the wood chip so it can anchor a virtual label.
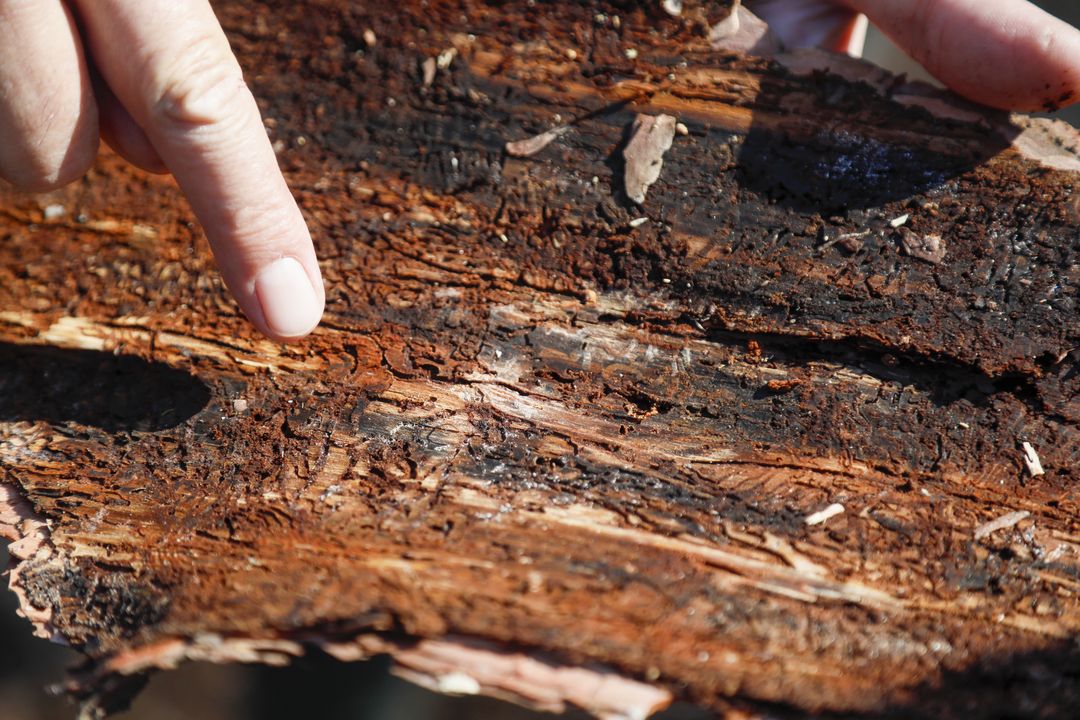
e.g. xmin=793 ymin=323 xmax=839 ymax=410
xmin=505 ymin=125 xmax=571 ymax=158
xmin=974 ymin=510 xmax=1031 ymax=540
xmin=421 ymin=57 xmax=437 ymax=87
xmin=437 ymin=47 xmax=457 ymax=70
xmin=363 ymin=29 xmax=376 ymax=47
xmin=888 ymin=213 xmax=909 ymax=228
xmin=805 ymin=503 xmax=845 ymax=526
xmin=628 ymin=217 xmax=648 ymax=228
xmin=623 ymin=113 xmax=677 ymax=204
xmin=1022 ymin=441 xmax=1045 ymax=476
xmin=837 ymin=232 xmax=869 ymax=252
xmin=436 ymin=671 xmax=481 ymax=695
xmin=899 ymin=228 xmax=946 ymax=264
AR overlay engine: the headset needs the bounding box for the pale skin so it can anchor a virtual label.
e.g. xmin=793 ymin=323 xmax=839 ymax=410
xmin=1 ymin=1 xmax=1078 ymax=342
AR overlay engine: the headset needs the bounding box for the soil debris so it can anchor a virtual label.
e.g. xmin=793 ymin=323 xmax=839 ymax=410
xmin=623 ymin=113 xmax=677 ymax=204
xmin=765 ymin=378 xmax=802 ymax=393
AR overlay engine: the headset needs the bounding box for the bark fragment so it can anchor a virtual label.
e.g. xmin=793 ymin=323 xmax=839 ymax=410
xmin=623 ymin=114 xmax=677 ymax=204
xmin=898 ymin=228 xmax=946 ymax=264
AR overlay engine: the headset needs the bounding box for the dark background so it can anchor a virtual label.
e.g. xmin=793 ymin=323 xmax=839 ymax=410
xmin=3 ymin=2 xmax=1078 ymax=718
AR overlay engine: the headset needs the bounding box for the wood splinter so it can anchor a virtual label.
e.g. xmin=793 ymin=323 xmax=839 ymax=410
xmin=1021 ymin=441 xmax=1045 ymax=476
xmin=974 ymin=510 xmax=1032 ymax=540
xmin=505 ymin=125 xmax=571 ymax=158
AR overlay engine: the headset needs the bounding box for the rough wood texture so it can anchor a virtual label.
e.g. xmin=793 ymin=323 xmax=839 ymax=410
xmin=3 ymin=1 xmax=1080 ymax=717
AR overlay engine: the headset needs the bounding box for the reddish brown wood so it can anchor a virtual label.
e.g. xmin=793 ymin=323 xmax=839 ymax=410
xmin=2 ymin=2 xmax=1080 ymax=717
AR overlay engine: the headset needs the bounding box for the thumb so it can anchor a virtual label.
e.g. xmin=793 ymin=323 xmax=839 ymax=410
xmin=849 ymin=0 xmax=1080 ymax=111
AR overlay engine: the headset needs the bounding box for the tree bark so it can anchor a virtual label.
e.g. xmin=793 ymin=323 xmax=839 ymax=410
xmin=2 ymin=1 xmax=1080 ymax=717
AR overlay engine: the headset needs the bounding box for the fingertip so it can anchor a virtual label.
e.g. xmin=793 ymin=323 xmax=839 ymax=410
xmin=251 ymin=257 xmax=325 ymax=342
xmin=206 ymin=201 xmax=324 ymax=343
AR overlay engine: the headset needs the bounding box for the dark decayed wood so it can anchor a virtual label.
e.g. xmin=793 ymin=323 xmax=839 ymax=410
xmin=2 ymin=1 xmax=1079 ymax=717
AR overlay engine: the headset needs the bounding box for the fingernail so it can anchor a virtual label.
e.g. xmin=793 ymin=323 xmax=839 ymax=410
xmin=253 ymin=257 xmax=323 ymax=338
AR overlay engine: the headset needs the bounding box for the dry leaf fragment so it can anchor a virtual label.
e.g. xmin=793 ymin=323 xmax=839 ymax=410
xmin=708 ymin=1 xmax=780 ymax=54
xmin=623 ymin=113 xmax=677 ymax=204
xmin=710 ymin=0 xmax=741 ymax=42
xmin=505 ymin=125 xmax=571 ymax=158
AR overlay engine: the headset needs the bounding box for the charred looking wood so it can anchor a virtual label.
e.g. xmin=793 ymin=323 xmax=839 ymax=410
xmin=2 ymin=1 xmax=1080 ymax=719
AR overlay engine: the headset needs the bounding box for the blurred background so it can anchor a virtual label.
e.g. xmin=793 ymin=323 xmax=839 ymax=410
xmin=3 ymin=1 xmax=1079 ymax=718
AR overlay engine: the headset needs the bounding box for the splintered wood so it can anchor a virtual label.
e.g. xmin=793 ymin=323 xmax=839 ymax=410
xmin=505 ymin=125 xmax=571 ymax=158
xmin=1022 ymin=441 xmax=1046 ymax=477
xmin=974 ymin=511 xmax=1032 ymax=541
xmin=2 ymin=1 xmax=1080 ymax=719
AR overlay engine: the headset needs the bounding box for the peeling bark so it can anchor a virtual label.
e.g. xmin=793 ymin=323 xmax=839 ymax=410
xmin=2 ymin=1 xmax=1080 ymax=718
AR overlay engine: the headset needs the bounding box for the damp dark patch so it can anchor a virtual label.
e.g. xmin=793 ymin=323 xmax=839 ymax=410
xmin=871 ymin=642 xmax=1080 ymax=720
xmin=737 ymin=125 xmax=1000 ymax=213
xmin=0 ymin=342 xmax=211 ymax=433
xmin=735 ymin=71 xmax=1010 ymax=212
xmin=19 ymin=559 xmax=171 ymax=650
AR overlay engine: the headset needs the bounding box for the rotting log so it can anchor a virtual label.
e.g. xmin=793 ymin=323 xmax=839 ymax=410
xmin=2 ymin=1 xmax=1080 ymax=718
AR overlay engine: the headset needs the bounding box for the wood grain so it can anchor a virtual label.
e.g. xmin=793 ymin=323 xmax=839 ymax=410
xmin=2 ymin=1 xmax=1079 ymax=717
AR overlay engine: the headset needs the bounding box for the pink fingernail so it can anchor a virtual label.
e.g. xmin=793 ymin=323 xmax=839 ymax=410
xmin=253 ymin=257 xmax=323 ymax=339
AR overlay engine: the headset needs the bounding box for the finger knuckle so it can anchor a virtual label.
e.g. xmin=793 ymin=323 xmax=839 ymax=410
xmin=150 ymin=34 xmax=253 ymax=132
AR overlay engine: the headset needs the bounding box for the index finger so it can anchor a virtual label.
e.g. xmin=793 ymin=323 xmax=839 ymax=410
xmin=73 ymin=0 xmax=324 ymax=341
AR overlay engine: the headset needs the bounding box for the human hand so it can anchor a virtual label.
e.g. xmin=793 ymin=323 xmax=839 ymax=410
xmin=0 ymin=0 xmax=324 ymax=342
xmin=751 ymin=0 xmax=1080 ymax=111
